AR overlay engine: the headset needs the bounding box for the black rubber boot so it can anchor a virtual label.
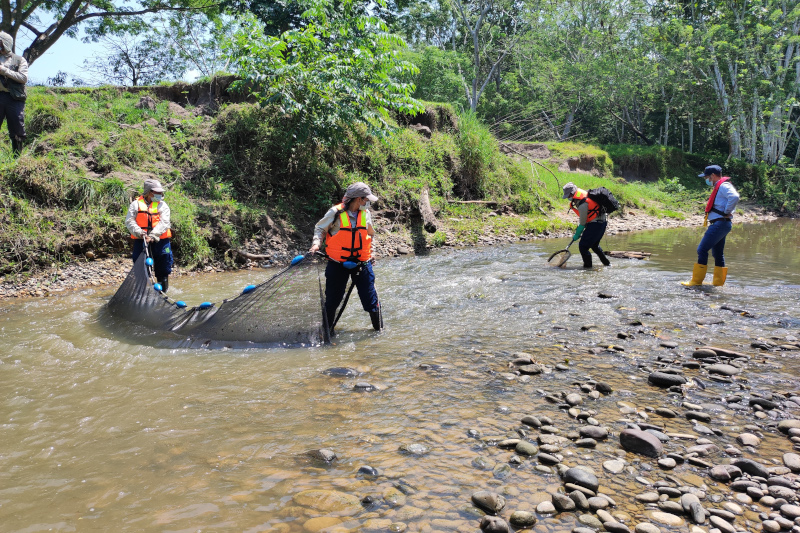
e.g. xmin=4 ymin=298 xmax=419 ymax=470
xmin=157 ymin=276 xmax=169 ymax=292
xmin=580 ymin=249 xmax=592 ymax=268
xmin=10 ymin=136 xmax=23 ymax=156
xmin=596 ymin=249 xmax=611 ymax=266
xmin=370 ymin=310 xmax=383 ymax=331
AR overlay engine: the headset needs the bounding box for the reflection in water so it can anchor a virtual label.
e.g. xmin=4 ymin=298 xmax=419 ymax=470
xmin=0 ymin=220 xmax=798 ymax=532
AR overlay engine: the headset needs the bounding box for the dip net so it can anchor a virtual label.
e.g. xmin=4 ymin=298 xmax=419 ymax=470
xmin=106 ymin=252 xmax=330 ymax=348
xmin=547 ymin=249 xmax=571 ymax=268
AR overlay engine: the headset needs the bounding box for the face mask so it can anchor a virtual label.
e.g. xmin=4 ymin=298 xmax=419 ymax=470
xmin=153 ymin=194 xmax=164 ymax=202
xmin=360 ymin=201 xmax=370 ymax=211
xmin=705 ymin=178 xmax=713 ymax=187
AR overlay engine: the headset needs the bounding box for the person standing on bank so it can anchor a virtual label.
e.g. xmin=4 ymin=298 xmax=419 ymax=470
xmin=562 ymin=182 xmax=611 ymax=269
xmin=309 ymin=182 xmax=382 ymax=334
xmin=0 ymin=31 xmax=28 ymax=156
xmin=682 ymin=165 xmax=740 ymax=287
xmin=125 ymin=179 xmax=174 ymax=292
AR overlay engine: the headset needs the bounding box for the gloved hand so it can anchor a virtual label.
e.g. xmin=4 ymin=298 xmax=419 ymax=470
xmin=572 ymin=224 xmax=585 ymax=241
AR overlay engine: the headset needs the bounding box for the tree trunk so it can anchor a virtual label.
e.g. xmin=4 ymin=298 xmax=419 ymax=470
xmin=418 ymin=188 xmax=438 ymax=234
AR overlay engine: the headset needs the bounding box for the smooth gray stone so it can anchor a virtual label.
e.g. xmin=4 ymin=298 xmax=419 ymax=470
xmin=587 ymin=496 xmax=610 ymax=511
xmin=553 ymin=493 xmax=577 ymax=512
xmin=576 ymin=438 xmax=598 ymax=448
xmin=480 ymin=516 xmax=509 ymax=533
xmin=769 ymin=485 xmax=797 ymax=501
xmin=578 ymin=514 xmax=605 ymax=530
xmin=538 ymin=453 xmax=561 ymax=465
xmin=689 ymin=501 xmax=706 ymax=524
xmin=706 ymin=363 xmax=741 ymax=376
xmin=781 ymin=504 xmax=800 ymax=519
xmin=472 ymin=490 xmax=506 ymax=514
xmin=648 ymin=372 xmax=687 ymax=388
xmin=596 ymin=381 xmax=613 ymax=393
xmin=620 ymin=428 xmax=663 ymax=457
xmin=658 ymin=501 xmax=683 ymax=515
xmin=634 ymin=524 xmax=662 ymax=533
xmin=710 ymin=465 xmax=743 ymax=482
xmin=655 ymin=408 xmax=678 ymax=418
xmin=783 ymin=453 xmax=800 ymax=472
xmin=732 ymin=458 xmax=770 ymax=479
xmin=573 ymin=528 xmax=596 ymax=533
xmin=778 ymin=420 xmax=800 ymax=433
xmin=636 ymin=492 xmax=660 ymax=503
xmin=603 ymin=460 xmax=626 ymax=474
xmin=581 ymin=426 xmax=609 ymax=439
xmin=696 ymin=317 xmax=724 ymax=325
xmin=709 ymin=516 xmax=735 ymax=533
xmin=564 ymin=467 xmax=599 ymax=492
xmin=509 ymin=511 xmax=537 ymax=528
xmin=565 ymin=483 xmax=597 ymax=497
xmin=399 ymin=443 xmax=429 ymax=455
xmin=570 ymin=490 xmax=590 ymax=510
xmin=515 ymin=441 xmax=538 ymax=456
xmin=685 ymin=411 xmax=712 ymax=422
xmin=307 ymin=448 xmax=337 ymax=462
xmin=657 ymin=457 xmax=676 ymax=469
xmin=567 ymin=393 xmax=583 ymax=405
xmin=605 ymin=522 xmax=631 ymax=533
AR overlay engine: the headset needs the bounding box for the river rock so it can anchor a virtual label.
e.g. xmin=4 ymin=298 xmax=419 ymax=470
xmin=647 ymin=511 xmax=685 ymax=527
xmin=509 ymin=511 xmax=537 ymax=528
xmin=596 ymin=381 xmax=613 ymax=393
xmin=762 ymin=520 xmax=781 ymax=533
xmin=358 ymin=465 xmax=379 ymax=477
xmin=553 ymin=493 xmax=577 ymax=512
xmin=736 ymin=433 xmax=761 ymax=447
xmin=307 ymin=448 xmax=337 ymax=462
xmin=538 ymin=453 xmax=560 ymax=465
xmin=383 ymin=487 xmax=407 ymax=507
xmin=709 ymin=516 xmax=735 ymax=533
xmin=537 ymin=501 xmax=556 ymax=514
xmin=588 ymin=497 xmax=610 ymax=511
xmin=657 ymin=458 xmax=676 ymax=469
xmin=567 ymin=393 xmax=583 ymax=405
xmin=581 ymin=426 xmax=609 ymax=440
xmin=780 ymin=504 xmax=800 ymax=519
xmin=472 ymin=491 xmax=505 ymax=514
xmin=693 ymin=348 xmax=718 ymax=359
xmin=655 ymin=408 xmax=677 ymax=418
xmin=706 ymin=364 xmax=741 ymax=376
xmin=399 ymin=443 xmax=429 ymax=456
xmin=768 ymin=486 xmax=797 ymax=501
xmin=620 ymin=429 xmax=663 ymax=457
xmin=570 ymin=490 xmax=590 ymax=510
xmin=323 ymin=367 xmax=359 ymax=377
xmin=604 ymin=460 xmax=626 ymax=474
xmin=576 ymin=438 xmax=597 ymax=448
xmin=634 ymin=523 xmax=662 ymax=533
xmin=521 ymin=415 xmax=542 ymax=428
xmin=519 ymin=364 xmax=543 ymax=375
xmin=564 ymin=467 xmax=599 ymax=492
xmin=696 ymin=317 xmax=724 ymax=325
xmin=579 ymin=514 xmax=605 ymax=529
xmin=778 ymin=420 xmax=800 ymax=433
xmin=293 ymin=489 xmax=363 ymax=512
xmin=636 ymin=492 xmax=660 ymax=504
xmin=732 ymin=458 xmax=769 ymax=479
xmin=783 ymin=453 xmax=800 ymax=472
xmin=516 ymin=441 xmax=539 ymax=456
xmin=648 ymin=372 xmax=687 ymax=388
xmin=749 ymin=397 xmax=779 ymax=409
xmin=480 ymin=516 xmax=509 ymax=533
xmin=304 ymin=516 xmax=342 ymax=532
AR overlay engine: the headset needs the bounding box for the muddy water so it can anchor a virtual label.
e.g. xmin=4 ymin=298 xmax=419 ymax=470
xmin=1 ymin=220 xmax=799 ymax=532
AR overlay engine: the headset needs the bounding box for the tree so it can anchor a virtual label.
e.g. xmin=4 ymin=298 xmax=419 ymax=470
xmin=230 ymin=0 xmax=424 ymax=146
xmin=83 ymin=33 xmax=188 ymax=86
xmin=155 ymin=12 xmax=239 ymax=78
xmin=0 ymin=0 xmax=216 ymax=65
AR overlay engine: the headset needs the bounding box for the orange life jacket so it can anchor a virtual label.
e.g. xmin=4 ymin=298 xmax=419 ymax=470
xmin=324 ymin=203 xmax=372 ymax=262
xmin=131 ymin=196 xmax=172 ymax=239
xmin=570 ymin=189 xmax=601 ymax=223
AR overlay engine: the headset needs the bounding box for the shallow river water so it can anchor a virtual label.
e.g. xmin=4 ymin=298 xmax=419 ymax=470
xmin=1 ymin=219 xmax=799 ymax=533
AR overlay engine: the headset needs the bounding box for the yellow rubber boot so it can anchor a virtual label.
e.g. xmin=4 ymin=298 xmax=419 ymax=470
xmin=681 ymin=263 xmax=708 ymax=286
xmin=712 ymin=266 xmax=728 ymax=286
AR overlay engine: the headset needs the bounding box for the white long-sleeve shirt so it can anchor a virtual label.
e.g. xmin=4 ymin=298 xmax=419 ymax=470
xmin=312 ymin=206 xmax=374 ymax=247
xmin=708 ymin=181 xmax=740 ymax=222
xmin=125 ymin=199 xmax=171 ymax=240
xmin=0 ymin=53 xmax=28 ymax=91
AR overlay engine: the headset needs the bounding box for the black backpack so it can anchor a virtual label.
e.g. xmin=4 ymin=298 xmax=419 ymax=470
xmin=586 ymin=187 xmax=620 ymax=214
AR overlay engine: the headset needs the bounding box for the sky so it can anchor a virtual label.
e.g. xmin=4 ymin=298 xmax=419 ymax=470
xmin=23 ymin=34 xmax=104 ymax=85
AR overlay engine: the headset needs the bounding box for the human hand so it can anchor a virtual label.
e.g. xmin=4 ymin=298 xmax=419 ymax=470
xmin=309 ymin=244 xmax=319 ymax=254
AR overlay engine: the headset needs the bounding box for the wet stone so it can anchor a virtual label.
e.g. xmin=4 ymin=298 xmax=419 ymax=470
xmin=565 ymin=483 xmax=597 ymax=497
xmin=581 ymin=426 xmax=609 ymax=440
xmin=472 ymin=457 xmax=495 ymax=471
xmin=567 ymin=393 xmax=583 ymax=406
xmin=634 ymin=523 xmax=662 ymax=533
xmin=579 ymin=514 xmax=605 ymax=529
xmin=521 ymin=416 xmax=542 ymax=428
xmin=685 ymin=411 xmax=712 ymax=423
xmin=655 ymin=408 xmax=677 ymax=418
xmin=541 ymin=425 xmax=560 ymax=434
xmin=657 ymin=458 xmax=676 ymax=469
xmin=493 ymin=463 xmax=512 ymax=479
xmin=553 ymin=493 xmax=577 ymax=512
xmin=323 ymin=367 xmax=358 ymax=377
xmin=604 ymin=460 xmax=626 ymax=474
xmin=399 ymin=443 xmax=429 ymax=456
xmin=660 ymin=342 xmax=679 ymax=349
xmin=737 ymin=433 xmax=761 ymax=447
xmin=570 ymin=491 xmax=590 ymax=510
xmin=636 ymin=492 xmax=661 ymax=504
xmin=768 ymin=485 xmax=797 ymax=501
xmin=648 ymin=372 xmax=687 ymax=388
xmin=780 ymin=504 xmax=800 ymax=519
xmin=762 ymin=520 xmax=781 ymax=533
xmin=648 ymin=511 xmax=685 ymax=527
xmin=588 ymin=497 xmax=610 ymax=511
xmin=620 ymin=429 xmax=663 ymax=457
xmin=564 ymin=467 xmax=600 ymax=493
xmin=709 ymin=516 xmax=735 ymax=533
xmin=472 ymin=491 xmax=506 ymax=514
xmin=537 ymin=501 xmax=556 ymax=514
xmin=783 ymin=453 xmax=800 ymax=472
xmin=732 ymin=458 xmax=770 ymax=479
xmin=307 ymin=448 xmax=337 ymax=462
xmin=358 ymin=465 xmax=379 ymax=477
xmin=354 ymin=382 xmax=376 ymax=392
xmin=596 ymin=381 xmax=613 ymax=393
xmin=696 ymin=317 xmax=724 ymax=325
xmin=509 ymin=511 xmax=537 ymax=528
xmin=706 ymin=364 xmax=741 ymax=376
xmin=573 ymin=528 xmax=595 ymax=533
xmin=658 ymin=501 xmax=683 ymax=515
xmin=538 ymin=453 xmax=561 ymax=465
xmin=515 ymin=441 xmax=539 ymax=456
xmin=480 ymin=516 xmax=509 ymax=533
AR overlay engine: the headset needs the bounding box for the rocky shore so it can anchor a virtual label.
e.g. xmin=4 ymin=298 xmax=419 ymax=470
xmin=0 ymin=203 xmax=782 ymax=300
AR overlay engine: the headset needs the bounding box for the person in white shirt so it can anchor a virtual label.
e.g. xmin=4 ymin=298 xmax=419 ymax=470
xmin=125 ymin=179 xmax=174 ymax=291
xmin=682 ymin=165 xmax=740 ymax=287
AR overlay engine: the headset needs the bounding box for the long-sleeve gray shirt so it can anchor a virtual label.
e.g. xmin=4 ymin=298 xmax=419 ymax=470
xmin=575 ymin=200 xmax=608 ymax=226
xmin=125 ymin=199 xmax=171 ymax=240
xmin=0 ymin=53 xmax=28 ymax=91
xmin=708 ymin=181 xmax=740 ymax=221
xmin=312 ymin=206 xmax=374 ymax=247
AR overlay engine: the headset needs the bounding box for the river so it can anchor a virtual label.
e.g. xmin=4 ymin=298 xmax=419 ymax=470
xmin=1 ymin=219 xmax=798 ymax=532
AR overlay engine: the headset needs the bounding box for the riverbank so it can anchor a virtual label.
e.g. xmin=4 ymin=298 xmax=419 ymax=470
xmin=0 ymin=202 xmax=781 ymax=300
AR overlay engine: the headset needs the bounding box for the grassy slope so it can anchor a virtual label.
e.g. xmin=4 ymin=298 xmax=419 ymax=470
xmin=0 ymin=84 xmax=739 ymax=279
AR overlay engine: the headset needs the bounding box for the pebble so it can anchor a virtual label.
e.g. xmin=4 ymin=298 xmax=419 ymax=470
xmin=636 ymin=492 xmax=660 ymax=503
xmin=536 ymin=501 xmax=556 ymax=514
xmin=634 ymin=524 xmax=662 ymax=533
xmin=480 ymin=516 xmax=509 ymax=533
xmin=781 ymin=504 xmax=800 ymax=519
xmin=472 ymin=491 xmax=505 ymax=514
xmin=509 ymin=511 xmax=537 ymax=528
xmin=761 ymin=520 xmax=781 ymax=533
xmin=604 ymin=460 xmax=626 ymax=474
xmin=709 ymin=516 xmax=735 ymax=533
xmin=648 ymin=372 xmax=687 ymax=388
xmin=588 ymin=497 xmax=610 ymax=511
xmin=783 ymin=453 xmax=800 ymax=472
xmin=647 ymin=511 xmax=685 ymax=527
xmin=570 ymin=491 xmax=590 ymax=510
xmin=567 ymin=393 xmax=583 ymax=405
xmin=620 ymin=429 xmax=664 ymax=457
xmin=564 ymin=467 xmax=600 ymax=493
xmin=657 ymin=458 xmax=676 ymax=469
xmin=655 ymin=408 xmax=677 ymax=418
xmin=579 ymin=514 xmax=605 ymax=529
xmin=553 ymin=493 xmax=577 ymax=512
xmin=515 ymin=441 xmax=538 ymax=456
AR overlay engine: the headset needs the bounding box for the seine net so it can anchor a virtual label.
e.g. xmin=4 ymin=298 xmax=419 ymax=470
xmin=106 ymin=252 xmax=330 ymax=348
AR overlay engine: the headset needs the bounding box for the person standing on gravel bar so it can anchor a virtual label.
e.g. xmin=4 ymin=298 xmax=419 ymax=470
xmin=0 ymin=31 xmax=28 ymax=156
xmin=682 ymin=165 xmax=739 ymax=287
xmin=125 ymin=179 xmax=174 ymax=292
xmin=309 ymin=182 xmax=382 ymax=335
xmin=562 ymin=182 xmax=611 ymax=269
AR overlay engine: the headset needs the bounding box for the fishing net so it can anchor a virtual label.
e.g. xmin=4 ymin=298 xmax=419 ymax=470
xmin=547 ymin=249 xmax=571 ymax=268
xmin=106 ymin=252 xmax=330 ymax=348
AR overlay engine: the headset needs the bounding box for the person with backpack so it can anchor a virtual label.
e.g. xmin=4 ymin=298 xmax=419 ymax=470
xmin=125 ymin=178 xmax=174 ymax=292
xmin=0 ymin=31 xmax=28 ymax=156
xmin=681 ymin=165 xmax=739 ymax=287
xmin=562 ymin=182 xmax=614 ymax=268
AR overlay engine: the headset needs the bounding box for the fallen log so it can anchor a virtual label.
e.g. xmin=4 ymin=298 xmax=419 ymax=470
xmin=235 ymin=249 xmax=271 ymax=260
xmin=447 ymin=200 xmax=499 ymax=206
xmin=606 ymin=251 xmax=652 ymax=260
xmin=419 ymin=188 xmax=438 ymax=233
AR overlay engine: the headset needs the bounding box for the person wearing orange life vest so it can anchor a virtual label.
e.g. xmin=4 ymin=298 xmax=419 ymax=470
xmin=309 ymin=182 xmax=381 ymax=334
xmin=562 ymin=182 xmax=611 ymax=269
xmin=682 ymin=165 xmax=739 ymax=287
xmin=124 ymin=178 xmax=174 ymax=292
